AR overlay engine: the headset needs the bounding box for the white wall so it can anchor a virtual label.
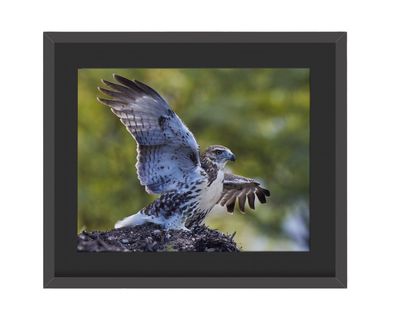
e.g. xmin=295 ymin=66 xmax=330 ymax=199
xmin=1 ymin=1 xmax=399 ymax=319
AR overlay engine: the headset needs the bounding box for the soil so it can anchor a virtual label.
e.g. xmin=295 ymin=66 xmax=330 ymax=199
xmin=77 ymin=223 xmax=240 ymax=252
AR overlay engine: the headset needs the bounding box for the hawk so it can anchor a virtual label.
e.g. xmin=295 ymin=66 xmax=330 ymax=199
xmin=97 ymin=74 xmax=270 ymax=231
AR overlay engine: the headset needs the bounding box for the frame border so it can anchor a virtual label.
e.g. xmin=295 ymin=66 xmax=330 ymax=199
xmin=44 ymin=32 xmax=346 ymax=288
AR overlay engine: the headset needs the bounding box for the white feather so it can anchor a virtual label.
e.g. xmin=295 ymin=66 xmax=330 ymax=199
xmin=198 ymin=169 xmax=225 ymax=211
xmin=114 ymin=212 xmax=161 ymax=229
xmin=114 ymin=211 xmax=189 ymax=230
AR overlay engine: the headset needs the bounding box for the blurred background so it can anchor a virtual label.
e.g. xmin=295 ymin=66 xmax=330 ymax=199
xmin=78 ymin=68 xmax=309 ymax=251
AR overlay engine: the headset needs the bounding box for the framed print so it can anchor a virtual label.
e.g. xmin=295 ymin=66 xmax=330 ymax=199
xmin=44 ymin=32 xmax=346 ymax=288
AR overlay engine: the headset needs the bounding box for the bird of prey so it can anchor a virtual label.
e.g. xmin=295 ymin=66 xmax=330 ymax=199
xmin=97 ymin=74 xmax=270 ymax=231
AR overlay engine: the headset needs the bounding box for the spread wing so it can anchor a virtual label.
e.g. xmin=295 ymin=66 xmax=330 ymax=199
xmin=97 ymin=74 xmax=200 ymax=194
xmin=218 ymin=173 xmax=270 ymax=213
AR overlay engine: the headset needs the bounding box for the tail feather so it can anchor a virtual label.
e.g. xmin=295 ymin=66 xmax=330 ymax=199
xmin=114 ymin=212 xmax=152 ymax=229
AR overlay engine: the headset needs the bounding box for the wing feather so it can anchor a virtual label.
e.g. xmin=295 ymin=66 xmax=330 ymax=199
xmin=226 ymin=197 xmax=236 ymax=213
xmin=256 ymin=189 xmax=267 ymax=203
xmin=238 ymin=191 xmax=247 ymax=213
xmin=97 ymin=74 xmax=201 ymax=194
xmin=218 ymin=173 xmax=270 ymax=214
xmin=219 ymin=189 xmax=236 ymax=206
xmin=247 ymin=192 xmax=255 ymax=210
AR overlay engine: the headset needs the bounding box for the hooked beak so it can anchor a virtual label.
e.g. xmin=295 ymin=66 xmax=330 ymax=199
xmin=229 ymin=153 xmax=236 ymax=162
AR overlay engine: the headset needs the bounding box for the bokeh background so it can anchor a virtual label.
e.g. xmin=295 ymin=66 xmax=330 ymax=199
xmin=78 ymin=68 xmax=309 ymax=251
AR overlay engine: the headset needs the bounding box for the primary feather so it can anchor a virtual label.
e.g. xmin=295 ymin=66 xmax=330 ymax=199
xmin=219 ymin=173 xmax=270 ymax=213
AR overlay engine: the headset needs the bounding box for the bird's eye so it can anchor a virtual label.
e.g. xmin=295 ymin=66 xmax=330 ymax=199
xmin=215 ymin=150 xmax=223 ymax=155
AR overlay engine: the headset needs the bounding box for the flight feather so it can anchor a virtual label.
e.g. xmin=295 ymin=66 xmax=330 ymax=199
xmin=219 ymin=173 xmax=270 ymax=213
xmin=97 ymin=74 xmax=200 ymax=194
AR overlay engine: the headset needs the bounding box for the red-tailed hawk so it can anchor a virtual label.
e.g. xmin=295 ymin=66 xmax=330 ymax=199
xmin=97 ymin=74 xmax=270 ymax=230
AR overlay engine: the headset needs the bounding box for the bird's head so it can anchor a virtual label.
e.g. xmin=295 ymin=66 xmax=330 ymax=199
xmin=202 ymin=145 xmax=236 ymax=168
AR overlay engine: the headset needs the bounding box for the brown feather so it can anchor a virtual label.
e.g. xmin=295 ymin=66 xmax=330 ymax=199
xmin=256 ymin=188 xmax=267 ymax=203
xmin=238 ymin=192 xmax=246 ymax=213
xmin=226 ymin=200 xmax=235 ymax=213
xmin=247 ymin=192 xmax=255 ymax=209
xmin=219 ymin=189 xmax=236 ymax=206
xmin=221 ymin=173 xmax=270 ymax=214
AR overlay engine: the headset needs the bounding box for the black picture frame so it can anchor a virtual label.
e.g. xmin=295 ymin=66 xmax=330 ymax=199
xmin=44 ymin=32 xmax=347 ymax=288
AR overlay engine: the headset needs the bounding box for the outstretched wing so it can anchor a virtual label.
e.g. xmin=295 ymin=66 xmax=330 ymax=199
xmin=97 ymin=74 xmax=200 ymax=194
xmin=218 ymin=173 xmax=270 ymax=213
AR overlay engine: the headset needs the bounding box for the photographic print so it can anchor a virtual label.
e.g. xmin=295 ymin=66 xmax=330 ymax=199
xmin=44 ymin=32 xmax=346 ymax=287
xmin=77 ymin=68 xmax=310 ymax=252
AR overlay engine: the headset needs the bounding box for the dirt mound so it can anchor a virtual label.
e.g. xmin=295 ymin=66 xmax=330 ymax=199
xmin=77 ymin=223 xmax=240 ymax=252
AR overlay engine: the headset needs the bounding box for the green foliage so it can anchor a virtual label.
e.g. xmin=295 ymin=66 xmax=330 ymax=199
xmin=78 ymin=68 xmax=309 ymax=251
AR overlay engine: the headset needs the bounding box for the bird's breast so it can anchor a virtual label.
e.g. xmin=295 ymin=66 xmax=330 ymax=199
xmin=198 ymin=169 xmax=224 ymax=210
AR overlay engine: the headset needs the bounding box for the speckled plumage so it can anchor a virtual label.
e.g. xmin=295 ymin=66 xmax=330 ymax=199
xmin=97 ymin=75 xmax=270 ymax=230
